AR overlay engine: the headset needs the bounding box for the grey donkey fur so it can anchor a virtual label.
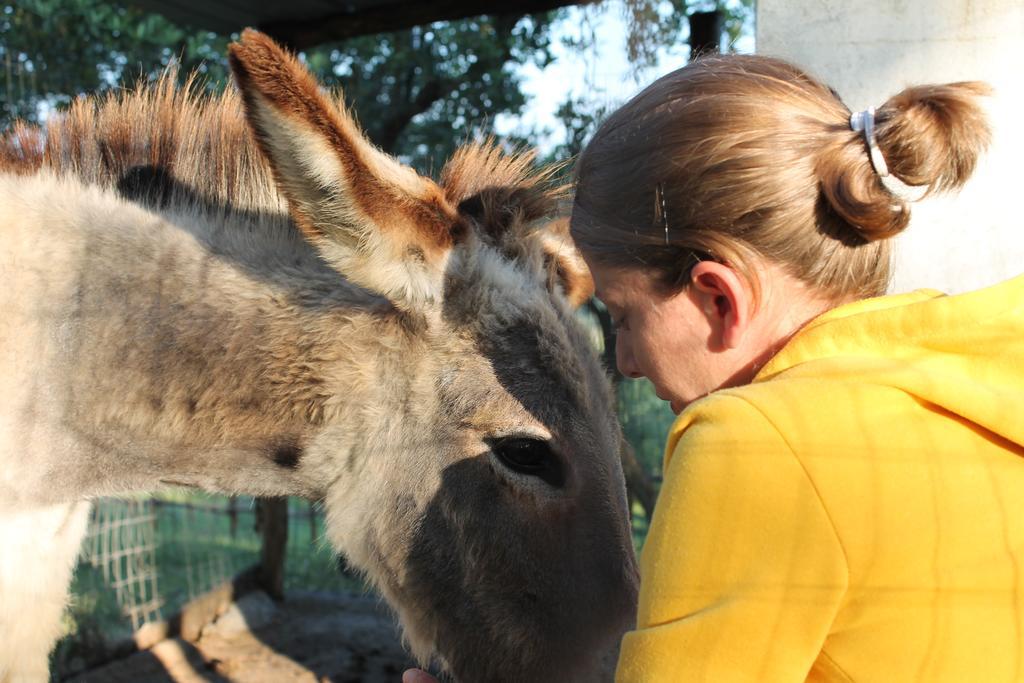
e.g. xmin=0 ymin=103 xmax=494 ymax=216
xmin=0 ymin=29 xmax=638 ymax=683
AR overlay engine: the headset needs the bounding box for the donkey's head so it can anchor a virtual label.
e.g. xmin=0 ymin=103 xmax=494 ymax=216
xmin=229 ymin=31 xmax=638 ymax=682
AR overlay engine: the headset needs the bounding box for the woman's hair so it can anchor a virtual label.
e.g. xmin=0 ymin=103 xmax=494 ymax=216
xmin=570 ymin=54 xmax=992 ymax=300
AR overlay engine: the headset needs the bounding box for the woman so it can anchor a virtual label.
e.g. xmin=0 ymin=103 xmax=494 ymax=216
xmin=408 ymin=54 xmax=1024 ymax=681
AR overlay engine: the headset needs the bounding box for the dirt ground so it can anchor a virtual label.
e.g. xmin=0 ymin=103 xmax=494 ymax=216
xmin=66 ymin=591 xmax=420 ymax=683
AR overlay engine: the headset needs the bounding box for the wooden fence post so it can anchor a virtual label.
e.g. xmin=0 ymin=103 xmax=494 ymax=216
xmin=688 ymin=10 xmax=724 ymax=59
xmin=255 ymin=497 xmax=288 ymax=600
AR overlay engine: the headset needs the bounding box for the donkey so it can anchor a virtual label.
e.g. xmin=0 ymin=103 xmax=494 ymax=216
xmin=0 ymin=30 xmax=638 ymax=683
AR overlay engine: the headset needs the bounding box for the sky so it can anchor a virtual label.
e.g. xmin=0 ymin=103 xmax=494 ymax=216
xmin=496 ymin=1 xmax=755 ymax=154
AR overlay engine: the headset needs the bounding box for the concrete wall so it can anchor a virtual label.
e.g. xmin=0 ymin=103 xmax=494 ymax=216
xmin=757 ymin=0 xmax=1024 ymax=294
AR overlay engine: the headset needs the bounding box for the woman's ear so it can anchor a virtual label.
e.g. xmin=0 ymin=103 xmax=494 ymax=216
xmin=689 ymin=261 xmax=755 ymax=350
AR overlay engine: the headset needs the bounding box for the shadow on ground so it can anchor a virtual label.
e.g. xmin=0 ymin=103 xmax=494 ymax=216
xmin=64 ymin=590 xmax=416 ymax=683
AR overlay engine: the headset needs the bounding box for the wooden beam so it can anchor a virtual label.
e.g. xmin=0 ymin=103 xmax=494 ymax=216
xmin=261 ymin=0 xmax=595 ymax=49
xmin=131 ymin=0 xmax=256 ymax=34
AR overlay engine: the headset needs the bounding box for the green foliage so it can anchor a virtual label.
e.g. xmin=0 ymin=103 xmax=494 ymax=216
xmin=631 ymin=500 xmax=652 ymax=551
xmin=618 ymin=377 xmax=677 ymax=480
xmin=0 ymin=1 xmax=558 ymax=173
xmin=553 ymin=96 xmax=613 ymax=160
xmin=549 ymin=0 xmax=755 ymax=161
xmin=306 ymin=14 xmax=557 ymax=171
xmin=1 ymin=0 xmax=753 ymax=172
xmin=0 ymin=0 xmax=230 ymax=122
xmin=645 ymin=0 xmax=756 ymax=54
xmin=621 ymin=0 xmax=690 ymax=74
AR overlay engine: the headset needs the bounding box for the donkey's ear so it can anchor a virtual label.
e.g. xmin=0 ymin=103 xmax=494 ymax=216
xmin=534 ymin=218 xmax=595 ymax=308
xmin=228 ymin=29 xmax=461 ymax=307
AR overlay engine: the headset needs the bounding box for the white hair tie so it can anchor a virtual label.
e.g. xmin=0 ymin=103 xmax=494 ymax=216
xmin=849 ymin=107 xmax=890 ymax=178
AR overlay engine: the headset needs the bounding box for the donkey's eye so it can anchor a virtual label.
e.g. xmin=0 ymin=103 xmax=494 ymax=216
xmin=487 ymin=437 xmax=564 ymax=488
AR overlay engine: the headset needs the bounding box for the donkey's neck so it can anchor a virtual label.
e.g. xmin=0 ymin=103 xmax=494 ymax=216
xmin=4 ymin=176 xmax=408 ymax=506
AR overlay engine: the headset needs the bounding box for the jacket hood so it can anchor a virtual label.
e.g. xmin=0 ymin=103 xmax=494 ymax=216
xmin=754 ymin=274 xmax=1024 ymax=451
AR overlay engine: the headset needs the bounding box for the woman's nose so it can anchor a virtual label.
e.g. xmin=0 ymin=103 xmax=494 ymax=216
xmin=616 ymin=338 xmax=644 ymax=379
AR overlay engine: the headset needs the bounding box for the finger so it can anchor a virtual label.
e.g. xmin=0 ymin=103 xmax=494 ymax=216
xmin=402 ymin=669 xmax=439 ymax=683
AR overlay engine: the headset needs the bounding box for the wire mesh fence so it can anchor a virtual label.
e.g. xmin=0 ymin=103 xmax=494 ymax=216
xmin=81 ymin=499 xmax=163 ymax=632
xmin=60 ymin=492 xmax=360 ymax=672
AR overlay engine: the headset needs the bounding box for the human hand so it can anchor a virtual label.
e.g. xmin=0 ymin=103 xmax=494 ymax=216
xmin=402 ymin=668 xmax=439 ymax=683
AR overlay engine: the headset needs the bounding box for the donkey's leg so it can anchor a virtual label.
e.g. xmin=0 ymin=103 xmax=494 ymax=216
xmin=0 ymin=501 xmax=91 ymax=683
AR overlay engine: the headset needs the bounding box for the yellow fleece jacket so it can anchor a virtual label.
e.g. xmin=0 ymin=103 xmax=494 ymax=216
xmin=616 ymin=275 xmax=1024 ymax=682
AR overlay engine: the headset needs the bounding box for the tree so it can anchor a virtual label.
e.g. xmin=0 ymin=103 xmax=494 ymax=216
xmin=304 ymin=15 xmax=556 ymax=170
xmin=0 ymin=0 xmax=230 ymax=123
xmin=0 ymin=1 xmax=752 ymax=167
xmin=0 ymin=0 xmax=557 ymax=173
xmin=552 ymin=0 xmax=754 ymax=162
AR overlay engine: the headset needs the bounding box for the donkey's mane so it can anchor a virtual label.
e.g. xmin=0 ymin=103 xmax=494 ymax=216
xmin=0 ymin=71 xmax=561 ymax=223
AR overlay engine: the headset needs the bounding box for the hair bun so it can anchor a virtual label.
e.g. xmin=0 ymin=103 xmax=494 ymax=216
xmin=818 ymin=81 xmax=992 ymax=242
xmin=878 ymin=81 xmax=992 ymax=193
